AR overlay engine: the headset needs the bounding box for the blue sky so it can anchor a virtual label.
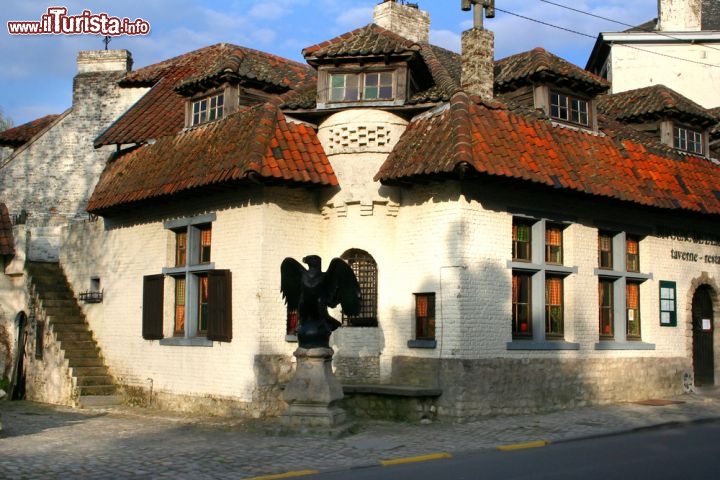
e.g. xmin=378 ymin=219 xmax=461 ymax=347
xmin=1 ymin=0 xmax=657 ymax=126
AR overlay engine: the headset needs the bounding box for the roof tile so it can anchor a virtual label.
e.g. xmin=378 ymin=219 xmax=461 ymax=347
xmin=88 ymin=104 xmax=336 ymax=213
xmin=0 ymin=114 xmax=61 ymax=148
xmin=376 ymin=92 xmax=720 ymax=215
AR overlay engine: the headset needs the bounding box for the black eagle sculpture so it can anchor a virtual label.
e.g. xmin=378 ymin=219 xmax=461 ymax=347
xmin=281 ymin=255 xmax=361 ymax=349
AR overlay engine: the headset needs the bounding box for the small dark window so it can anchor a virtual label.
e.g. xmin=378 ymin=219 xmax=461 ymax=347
xmin=545 ymin=276 xmax=564 ymax=338
xmin=545 ymin=224 xmax=563 ymax=264
xmin=512 ymin=272 xmax=532 ymax=338
xmin=599 ymin=279 xmax=614 ymax=338
xmin=414 ymin=293 xmax=435 ymax=340
xmin=598 ymin=232 xmax=613 ymax=269
xmin=626 ymin=281 xmax=641 ymax=340
xmin=626 ymin=236 xmax=640 ymax=272
xmin=512 ymin=219 xmax=532 ymax=261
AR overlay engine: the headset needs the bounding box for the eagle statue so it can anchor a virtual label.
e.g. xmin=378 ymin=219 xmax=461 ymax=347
xmin=280 ymin=255 xmax=362 ymax=349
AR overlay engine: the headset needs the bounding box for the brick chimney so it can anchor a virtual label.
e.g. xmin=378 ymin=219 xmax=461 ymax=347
xmin=76 ymin=49 xmax=133 ymax=74
xmin=461 ymin=26 xmax=494 ymax=101
xmin=373 ymin=0 xmax=430 ymax=43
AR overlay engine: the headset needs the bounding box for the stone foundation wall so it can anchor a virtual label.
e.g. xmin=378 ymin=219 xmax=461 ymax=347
xmin=391 ymin=355 xmax=691 ymax=421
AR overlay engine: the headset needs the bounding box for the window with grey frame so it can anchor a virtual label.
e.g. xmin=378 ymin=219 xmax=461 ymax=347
xmin=508 ymin=216 xmax=578 ymax=348
xmin=594 ymin=230 xmax=653 ymax=349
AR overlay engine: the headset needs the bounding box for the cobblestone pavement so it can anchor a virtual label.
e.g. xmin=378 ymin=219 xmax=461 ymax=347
xmin=1 ymin=388 xmax=720 ymax=479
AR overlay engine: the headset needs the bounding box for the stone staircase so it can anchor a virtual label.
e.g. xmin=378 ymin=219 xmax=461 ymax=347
xmin=26 ymin=261 xmax=120 ymax=407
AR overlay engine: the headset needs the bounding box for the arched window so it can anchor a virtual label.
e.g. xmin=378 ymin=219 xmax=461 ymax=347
xmin=341 ymin=249 xmax=378 ymax=327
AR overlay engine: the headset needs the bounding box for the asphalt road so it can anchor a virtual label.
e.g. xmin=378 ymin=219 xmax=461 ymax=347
xmin=307 ymin=421 xmax=720 ymax=480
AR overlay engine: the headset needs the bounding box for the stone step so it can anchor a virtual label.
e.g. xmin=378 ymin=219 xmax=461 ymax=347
xmin=64 ymin=347 xmax=101 ymax=359
xmin=60 ymin=339 xmax=97 ymax=351
xmin=51 ymin=323 xmax=91 ymax=333
xmin=78 ymin=384 xmax=116 ymax=395
xmin=77 ymin=395 xmax=123 ymax=408
xmin=71 ymin=366 xmax=111 ymax=377
xmin=40 ymin=298 xmax=77 ymax=308
xmin=67 ymin=357 xmax=104 ymax=368
xmin=75 ymin=375 xmax=116 ymax=387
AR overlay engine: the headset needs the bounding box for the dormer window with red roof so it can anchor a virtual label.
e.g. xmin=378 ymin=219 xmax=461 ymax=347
xmin=673 ymin=125 xmax=703 ymax=155
xmin=550 ymin=91 xmax=590 ymax=127
xmin=191 ymin=92 xmax=224 ymax=126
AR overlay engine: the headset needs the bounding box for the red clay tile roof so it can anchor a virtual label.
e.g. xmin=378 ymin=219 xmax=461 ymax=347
xmin=375 ymin=92 xmax=720 ymax=215
xmin=495 ymin=47 xmax=610 ymax=95
xmin=87 ymin=103 xmax=336 ymax=213
xmin=302 ymin=24 xmax=420 ymax=63
xmin=598 ymin=84 xmax=717 ymax=126
xmin=0 ymin=203 xmax=14 ymax=256
xmin=95 ymin=43 xmax=315 ymax=147
xmin=0 ymin=114 xmax=61 ymax=148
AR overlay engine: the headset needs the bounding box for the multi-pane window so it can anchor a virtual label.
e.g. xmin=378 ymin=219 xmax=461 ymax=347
xmin=595 ymin=231 xmax=647 ymax=343
xmin=626 ymin=282 xmax=641 ymax=339
xmin=509 ymin=217 xmax=575 ymax=346
xmin=673 ymin=126 xmax=703 ymax=155
xmin=192 ymin=93 xmax=224 ymax=126
xmin=598 ymin=279 xmax=614 ymax=338
xmin=173 ymin=225 xmax=211 ymax=337
xmin=598 ymin=232 xmax=613 ymax=269
xmin=512 ymin=219 xmax=532 ymax=261
xmin=174 ymin=276 xmax=186 ymax=335
xmin=512 ymin=273 xmax=532 ymax=337
xmin=626 ymin=236 xmax=639 ymax=272
xmin=342 ymin=249 xmax=378 ymax=327
xmin=329 ymin=71 xmax=394 ymax=103
xmin=545 ymin=276 xmax=564 ymax=337
xmin=142 ymin=214 xmax=232 ymax=343
xmin=545 ymin=224 xmax=563 ymax=264
xmin=414 ymin=293 xmax=436 ymax=341
xmin=550 ymin=91 xmax=589 ymax=126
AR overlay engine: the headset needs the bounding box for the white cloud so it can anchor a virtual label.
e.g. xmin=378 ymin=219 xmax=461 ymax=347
xmin=430 ymin=30 xmax=461 ymax=53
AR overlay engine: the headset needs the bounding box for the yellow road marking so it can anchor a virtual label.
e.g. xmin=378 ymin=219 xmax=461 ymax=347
xmin=380 ymin=452 xmax=453 ymax=466
xmin=497 ymin=440 xmax=549 ymax=451
xmin=246 ymin=470 xmax=320 ymax=480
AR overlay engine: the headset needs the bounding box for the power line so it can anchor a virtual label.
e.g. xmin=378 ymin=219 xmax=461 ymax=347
xmin=539 ymin=0 xmax=720 ymax=54
xmin=495 ymin=7 xmax=720 ymax=69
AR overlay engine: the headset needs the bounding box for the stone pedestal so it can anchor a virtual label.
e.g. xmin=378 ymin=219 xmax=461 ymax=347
xmin=281 ymin=347 xmax=346 ymax=428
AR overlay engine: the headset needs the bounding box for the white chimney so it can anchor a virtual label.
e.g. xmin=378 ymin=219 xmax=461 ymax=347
xmin=373 ymin=0 xmax=430 ymax=43
xmin=77 ymin=49 xmax=133 ymax=74
xmin=658 ymin=0 xmax=702 ymax=31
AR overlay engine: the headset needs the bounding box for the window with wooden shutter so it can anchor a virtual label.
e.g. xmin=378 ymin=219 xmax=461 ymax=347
xmin=143 ymin=274 xmax=165 ymax=340
xmin=207 ymin=270 xmax=232 ymax=342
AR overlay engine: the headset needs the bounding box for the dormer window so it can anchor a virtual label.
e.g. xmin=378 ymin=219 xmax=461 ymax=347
xmin=673 ymin=125 xmax=703 ymax=155
xmin=550 ymin=91 xmax=589 ymax=126
xmin=191 ymin=92 xmax=224 ymax=126
xmin=329 ymin=71 xmax=394 ymax=102
xmin=317 ymin=64 xmax=407 ymax=109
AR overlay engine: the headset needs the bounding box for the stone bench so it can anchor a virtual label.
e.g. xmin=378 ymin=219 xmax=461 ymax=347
xmin=341 ymin=384 xmax=442 ymax=421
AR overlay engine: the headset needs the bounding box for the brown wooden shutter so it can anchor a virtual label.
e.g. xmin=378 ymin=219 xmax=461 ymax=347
xmin=207 ymin=270 xmax=232 ymax=342
xmin=142 ymin=274 xmax=164 ymax=340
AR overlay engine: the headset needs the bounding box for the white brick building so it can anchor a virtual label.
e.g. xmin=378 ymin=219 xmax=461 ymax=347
xmin=1 ymin=1 xmax=719 ymax=421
